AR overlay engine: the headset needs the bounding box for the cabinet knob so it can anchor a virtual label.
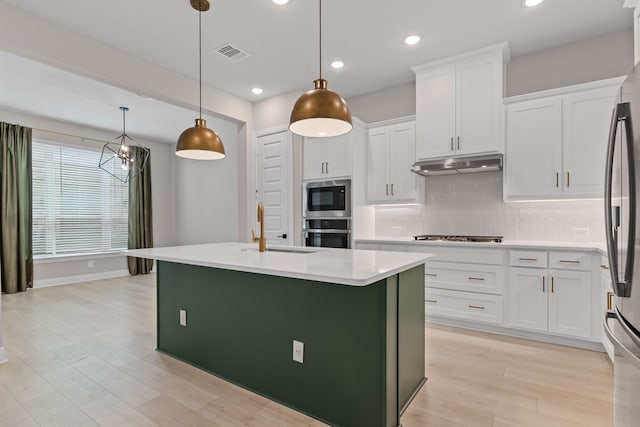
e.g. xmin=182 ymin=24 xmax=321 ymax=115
xmin=277 ymin=234 xmax=288 ymax=239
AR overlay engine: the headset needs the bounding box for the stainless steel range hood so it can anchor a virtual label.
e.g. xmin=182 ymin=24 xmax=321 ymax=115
xmin=410 ymin=154 xmax=503 ymax=176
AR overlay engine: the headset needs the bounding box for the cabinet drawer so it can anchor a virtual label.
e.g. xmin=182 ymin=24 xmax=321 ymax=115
xmin=510 ymin=250 xmax=548 ymax=268
xmin=413 ymin=246 xmax=505 ymax=265
xmin=425 ymin=288 xmax=503 ymax=325
xmin=424 ymin=262 xmax=504 ymax=295
xmin=548 ymin=252 xmax=591 ymax=271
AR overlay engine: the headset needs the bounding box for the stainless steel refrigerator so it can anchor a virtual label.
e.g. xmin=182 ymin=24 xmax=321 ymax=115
xmin=604 ymin=62 xmax=640 ymax=427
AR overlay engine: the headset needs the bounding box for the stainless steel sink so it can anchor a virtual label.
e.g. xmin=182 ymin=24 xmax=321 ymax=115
xmin=242 ymin=247 xmax=317 ymax=254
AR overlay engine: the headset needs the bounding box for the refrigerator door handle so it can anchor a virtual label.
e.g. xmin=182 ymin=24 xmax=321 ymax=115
xmin=604 ymin=311 xmax=640 ymax=370
xmin=605 ymin=103 xmax=636 ymax=298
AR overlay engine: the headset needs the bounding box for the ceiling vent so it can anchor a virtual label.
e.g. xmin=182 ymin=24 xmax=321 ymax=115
xmin=215 ymin=43 xmax=249 ymax=62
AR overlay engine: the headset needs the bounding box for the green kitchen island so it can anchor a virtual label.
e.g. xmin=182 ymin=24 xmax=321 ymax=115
xmin=125 ymin=242 xmax=430 ymax=427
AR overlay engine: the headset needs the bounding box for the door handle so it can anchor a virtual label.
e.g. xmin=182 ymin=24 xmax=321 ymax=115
xmin=277 ymin=234 xmax=288 ymax=239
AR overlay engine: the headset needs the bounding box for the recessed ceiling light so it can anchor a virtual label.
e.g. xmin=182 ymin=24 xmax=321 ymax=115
xmin=522 ymin=0 xmax=544 ymax=7
xmin=331 ymin=60 xmax=344 ymax=69
xmin=251 ymin=87 xmax=264 ymax=95
xmin=272 ymin=0 xmax=289 ymax=5
xmin=404 ymin=35 xmax=421 ymax=46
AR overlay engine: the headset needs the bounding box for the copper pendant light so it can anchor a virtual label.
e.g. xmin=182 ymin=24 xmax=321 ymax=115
xmin=289 ymin=0 xmax=352 ymax=138
xmin=176 ymin=0 xmax=225 ymax=160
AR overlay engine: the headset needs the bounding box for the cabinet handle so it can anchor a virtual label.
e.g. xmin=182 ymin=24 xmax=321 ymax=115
xmin=601 ymin=264 xmax=609 ymax=270
xmin=321 ymin=162 xmax=325 ymax=174
xmin=607 ymin=292 xmax=614 ymax=311
xmin=391 ymin=184 xmax=394 ymax=196
xmin=559 ymin=260 xmax=580 ymax=264
xmin=468 ymin=277 xmax=485 ymax=281
xmin=425 ymin=273 xmax=438 ymax=277
xmin=542 ymin=276 xmax=545 ymax=292
xmin=567 ymin=172 xmax=570 ymax=187
xmin=468 ymin=305 xmax=485 ymax=310
xmin=519 ymin=257 xmax=538 ymax=262
xmin=556 ymin=172 xmax=559 ymax=188
xmin=426 ymin=299 xmax=438 ymax=304
xmin=386 ymin=184 xmax=389 ymax=196
xmin=457 ymin=136 xmax=461 ymax=150
xmin=326 ymin=162 xmax=329 ymax=174
xmin=450 ymin=137 xmax=454 ymax=151
xmin=551 ymin=276 xmax=555 ymax=293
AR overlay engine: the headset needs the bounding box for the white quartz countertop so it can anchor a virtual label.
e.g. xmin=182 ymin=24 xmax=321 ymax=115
xmin=355 ymin=237 xmax=607 ymax=254
xmin=124 ymin=242 xmax=431 ymax=286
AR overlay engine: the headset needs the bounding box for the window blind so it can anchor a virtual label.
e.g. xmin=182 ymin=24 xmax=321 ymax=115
xmin=32 ymin=140 xmax=128 ymax=256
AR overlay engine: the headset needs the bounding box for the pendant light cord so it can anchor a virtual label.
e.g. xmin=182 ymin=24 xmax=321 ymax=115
xmin=122 ymin=108 xmax=126 ymax=134
xmin=199 ymin=5 xmax=202 ymax=120
xmin=319 ymin=0 xmax=322 ymax=80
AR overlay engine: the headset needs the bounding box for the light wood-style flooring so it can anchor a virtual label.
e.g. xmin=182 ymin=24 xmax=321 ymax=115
xmin=0 ymin=274 xmax=613 ymax=427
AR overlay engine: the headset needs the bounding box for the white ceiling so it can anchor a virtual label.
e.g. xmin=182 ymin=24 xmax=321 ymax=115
xmin=1 ymin=0 xmax=633 ymax=102
xmin=0 ymin=52 xmax=232 ymax=144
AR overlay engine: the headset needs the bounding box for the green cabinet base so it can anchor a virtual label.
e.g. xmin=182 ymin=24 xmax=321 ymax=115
xmin=156 ymin=261 xmax=425 ymax=427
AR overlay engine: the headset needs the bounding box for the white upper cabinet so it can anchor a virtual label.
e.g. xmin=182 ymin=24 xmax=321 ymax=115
xmin=504 ymin=79 xmax=621 ymax=201
xmin=303 ymin=132 xmax=353 ymax=180
xmin=413 ymin=43 xmax=509 ymax=161
xmin=366 ymin=120 xmax=420 ymax=204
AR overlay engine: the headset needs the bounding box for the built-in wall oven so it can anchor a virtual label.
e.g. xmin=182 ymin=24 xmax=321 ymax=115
xmin=303 ymin=179 xmax=351 ymax=249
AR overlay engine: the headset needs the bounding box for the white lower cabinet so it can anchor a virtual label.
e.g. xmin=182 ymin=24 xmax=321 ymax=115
xmin=425 ymin=288 xmax=503 ymax=325
xmin=508 ymin=251 xmax=592 ymax=339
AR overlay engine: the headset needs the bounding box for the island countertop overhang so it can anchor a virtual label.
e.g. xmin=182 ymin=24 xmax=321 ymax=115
xmin=124 ymin=242 xmax=431 ymax=286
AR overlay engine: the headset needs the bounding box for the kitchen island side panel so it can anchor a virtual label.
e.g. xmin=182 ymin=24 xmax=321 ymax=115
xmin=156 ymin=261 xmax=392 ymax=427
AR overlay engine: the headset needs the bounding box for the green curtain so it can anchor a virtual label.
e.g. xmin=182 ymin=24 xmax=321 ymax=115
xmin=0 ymin=123 xmax=33 ymax=294
xmin=127 ymin=147 xmax=153 ymax=275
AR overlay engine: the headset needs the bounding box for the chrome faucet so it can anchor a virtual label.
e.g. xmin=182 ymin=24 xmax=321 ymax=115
xmin=252 ymin=202 xmax=266 ymax=252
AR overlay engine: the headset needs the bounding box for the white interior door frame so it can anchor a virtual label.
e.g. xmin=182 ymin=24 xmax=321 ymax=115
xmin=253 ymin=126 xmax=294 ymax=246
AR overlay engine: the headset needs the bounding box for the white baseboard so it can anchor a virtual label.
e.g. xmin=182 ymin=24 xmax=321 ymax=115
xmin=0 ymin=346 xmax=7 ymax=364
xmin=33 ymin=269 xmax=130 ymax=288
xmin=426 ymin=316 xmax=605 ymax=352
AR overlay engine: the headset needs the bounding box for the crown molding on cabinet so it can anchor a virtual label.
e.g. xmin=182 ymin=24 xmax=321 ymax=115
xmin=503 ymin=76 xmax=626 ymax=105
xmin=411 ymin=41 xmax=511 ymax=73
xmin=366 ymin=115 xmax=416 ymax=129
xmin=624 ymin=0 xmax=639 ymax=9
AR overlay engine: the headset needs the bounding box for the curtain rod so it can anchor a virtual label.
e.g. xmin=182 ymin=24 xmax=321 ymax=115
xmin=31 ymin=127 xmax=109 ymax=144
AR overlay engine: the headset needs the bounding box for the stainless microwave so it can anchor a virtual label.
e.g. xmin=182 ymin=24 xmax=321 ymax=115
xmin=303 ymin=179 xmax=351 ymax=218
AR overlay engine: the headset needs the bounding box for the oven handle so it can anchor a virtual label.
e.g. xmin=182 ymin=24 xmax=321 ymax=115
xmin=604 ymin=311 xmax=640 ymax=369
xmin=303 ymin=229 xmax=351 ymax=234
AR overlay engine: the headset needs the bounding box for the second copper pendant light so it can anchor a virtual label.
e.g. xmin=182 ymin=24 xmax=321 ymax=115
xmin=289 ymin=0 xmax=352 ymax=138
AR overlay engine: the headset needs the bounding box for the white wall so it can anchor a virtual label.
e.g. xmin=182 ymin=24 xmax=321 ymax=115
xmin=174 ymin=120 xmax=241 ymax=244
xmin=374 ymin=172 xmax=604 ymax=243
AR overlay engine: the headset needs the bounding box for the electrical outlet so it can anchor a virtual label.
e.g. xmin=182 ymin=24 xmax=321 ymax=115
xmin=179 ymin=309 xmax=187 ymax=326
xmin=88 ymin=260 xmax=94 ymax=268
xmin=293 ymin=340 xmax=304 ymax=363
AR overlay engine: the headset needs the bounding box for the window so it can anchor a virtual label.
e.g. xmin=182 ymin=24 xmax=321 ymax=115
xmin=32 ymin=140 xmax=128 ymax=256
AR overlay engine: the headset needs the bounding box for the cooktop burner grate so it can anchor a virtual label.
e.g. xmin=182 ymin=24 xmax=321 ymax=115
xmin=413 ymin=234 xmax=503 ymax=243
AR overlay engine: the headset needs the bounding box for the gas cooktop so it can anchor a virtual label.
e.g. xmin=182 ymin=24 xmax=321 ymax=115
xmin=413 ymin=234 xmax=503 ymax=243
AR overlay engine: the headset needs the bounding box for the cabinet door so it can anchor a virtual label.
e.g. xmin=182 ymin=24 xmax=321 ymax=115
xmin=303 ymin=137 xmax=327 ymax=180
xmin=508 ymin=268 xmax=548 ymax=332
xmin=562 ymin=86 xmax=617 ymax=196
xmin=366 ymin=128 xmax=390 ymax=202
xmin=504 ymin=98 xmax=562 ymax=200
xmin=455 ymin=56 xmax=499 ymax=155
xmin=389 ymin=122 xmax=417 ymax=201
xmin=325 ymin=133 xmax=352 ymax=178
xmin=415 ymin=65 xmax=456 ymax=160
xmin=548 ymin=270 xmax=592 ymax=339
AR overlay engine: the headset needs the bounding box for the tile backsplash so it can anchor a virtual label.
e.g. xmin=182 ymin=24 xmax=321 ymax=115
xmin=374 ymin=172 xmax=604 ymax=243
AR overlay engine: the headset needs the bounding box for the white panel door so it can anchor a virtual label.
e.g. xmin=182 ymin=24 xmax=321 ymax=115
xmin=548 ymin=270 xmax=592 ymax=338
xmin=415 ymin=64 xmax=456 ymax=160
xmin=508 ymin=268 xmax=548 ymax=332
xmin=455 ymin=57 xmax=496 ymax=155
xmin=303 ymin=137 xmax=326 ymax=180
xmin=563 ymin=86 xmax=617 ymax=197
xmin=366 ymin=127 xmax=390 ymax=202
xmin=505 ymin=97 xmax=562 ymax=199
xmin=326 ymin=134 xmax=352 ymax=178
xmin=256 ymin=131 xmax=292 ymax=246
xmin=389 ymin=122 xmax=417 ymax=201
